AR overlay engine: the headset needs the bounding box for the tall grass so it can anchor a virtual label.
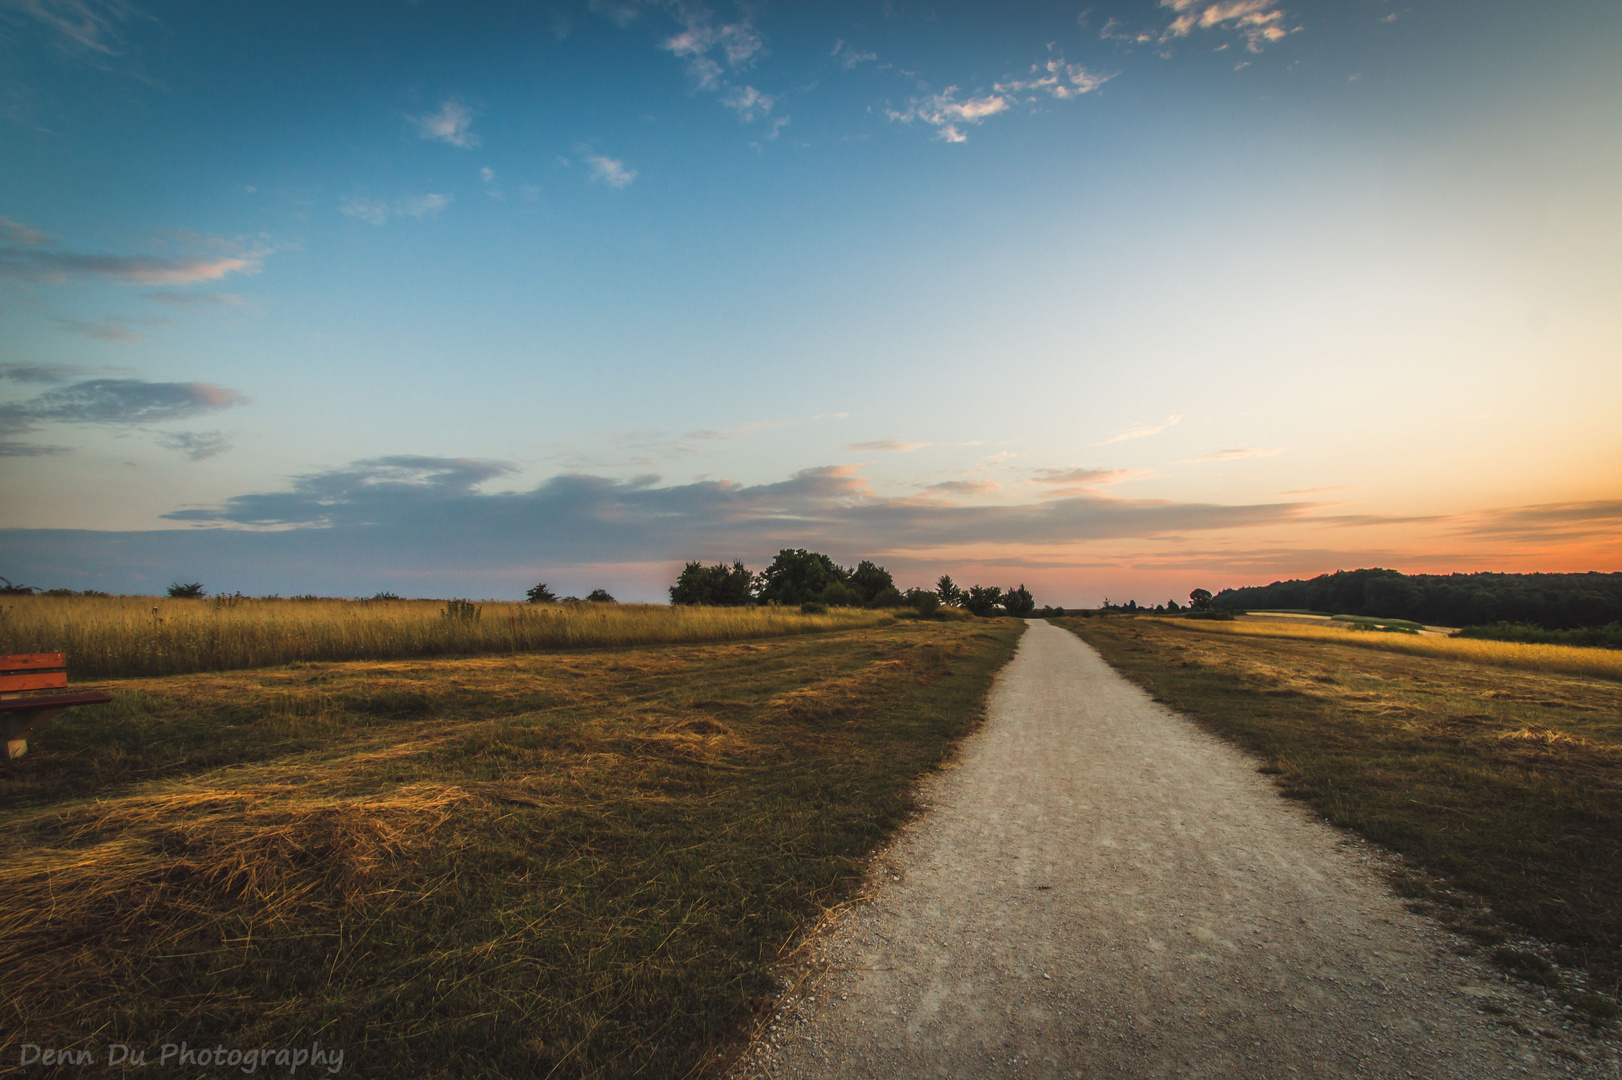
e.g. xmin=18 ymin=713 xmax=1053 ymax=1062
xmin=1146 ymin=614 xmax=1622 ymax=681
xmin=0 ymin=595 xmax=890 ymax=679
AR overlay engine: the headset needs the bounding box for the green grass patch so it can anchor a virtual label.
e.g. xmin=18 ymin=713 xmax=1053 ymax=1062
xmin=1054 ymin=615 xmax=1622 ymax=1011
xmin=1 ymin=619 xmax=1022 ymax=1077
xmin=1456 ymin=621 xmax=1622 ymax=651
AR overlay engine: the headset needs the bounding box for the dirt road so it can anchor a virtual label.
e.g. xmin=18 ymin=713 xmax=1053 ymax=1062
xmin=738 ymin=620 xmax=1611 ymax=1078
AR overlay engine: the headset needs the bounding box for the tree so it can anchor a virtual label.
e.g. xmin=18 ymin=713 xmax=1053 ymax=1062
xmin=820 ymin=580 xmax=860 ymax=607
xmin=167 ymin=582 xmax=206 ymax=599
xmin=1166 ymin=599 xmax=1182 ymax=612
xmin=903 ymin=588 xmax=940 ymax=616
xmin=586 ymin=588 xmax=616 ymax=603
xmin=525 ymin=582 xmax=558 ymax=603
xmin=756 ymin=549 xmax=849 ymax=606
xmin=963 ymin=585 xmax=1003 ymax=617
xmin=1189 ymin=588 xmax=1214 ymax=611
xmin=849 ymin=560 xmax=895 ymax=604
xmin=1001 ymin=585 xmax=1036 ymax=617
xmin=867 ymin=585 xmax=905 ymax=608
xmin=669 ymin=561 xmax=757 ymax=606
xmin=935 ymin=575 xmax=964 ymax=608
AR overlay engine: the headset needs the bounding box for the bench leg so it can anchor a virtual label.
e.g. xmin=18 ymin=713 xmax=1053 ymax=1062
xmin=4 ymin=708 xmax=59 ymax=760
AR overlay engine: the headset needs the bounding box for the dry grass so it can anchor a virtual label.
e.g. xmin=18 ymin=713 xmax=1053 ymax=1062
xmin=0 ymin=619 xmax=1022 ymax=1077
xmin=1059 ymin=615 xmax=1622 ymax=1018
xmin=0 ymin=594 xmax=890 ymax=678
xmin=1146 ymin=614 xmax=1622 ymax=681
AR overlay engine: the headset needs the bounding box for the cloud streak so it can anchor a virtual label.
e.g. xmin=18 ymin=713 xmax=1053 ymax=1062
xmin=1159 ymin=0 xmax=1288 ymax=52
xmin=339 ymin=193 xmax=453 ymax=224
xmin=0 ymin=225 xmax=264 ymax=285
xmin=0 ymin=376 xmax=248 ymax=454
xmin=1097 ymin=414 xmax=1182 ymax=445
xmin=888 ymin=51 xmax=1108 ymax=142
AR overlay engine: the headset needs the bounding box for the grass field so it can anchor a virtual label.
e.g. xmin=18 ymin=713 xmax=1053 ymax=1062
xmin=0 ymin=594 xmax=890 ymax=679
xmin=1149 ymin=613 xmax=1622 ymax=681
xmin=0 ymin=617 xmax=1022 ymax=1078
xmin=1057 ymin=615 xmax=1622 ymax=1020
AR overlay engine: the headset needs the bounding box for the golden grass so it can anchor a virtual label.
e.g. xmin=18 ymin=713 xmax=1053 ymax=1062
xmin=0 ymin=594 xmax=890 ymax=678
xmin=1144 ymin=615 xmax=1622 ymax=681
xmin=0 ymin=620 xmax=1024 ymax=1076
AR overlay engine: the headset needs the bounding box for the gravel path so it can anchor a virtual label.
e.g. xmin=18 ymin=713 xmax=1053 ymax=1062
xmin=736 ymin=620 xmax=1617 ymax=1079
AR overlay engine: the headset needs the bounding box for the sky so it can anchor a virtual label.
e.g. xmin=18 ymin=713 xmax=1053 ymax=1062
xmin=1 ymin=0 xmax=1619 ymax=604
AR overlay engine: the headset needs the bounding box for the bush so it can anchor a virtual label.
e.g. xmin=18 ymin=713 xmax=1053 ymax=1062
xmin=867 ymin=585 xmax=905 ymax=609
xmin=525 ymin=582 xmax=558 ymax=604
xmin=371 ymin=591 xmax=403 ymax=601
xmin=167 ymin=583 xmax=206 ymax=599
xmin=669 ymin=561 xmax=757 ymax=606
xmin=799 ymin=601 xmax=828 ymax=614
xmin=904 ymin=588 xmax=941 ymax=616
xmin=442 ymin=599 xmax=481 ymax=622
xmin=586 ymin=589 xmax=616 ymax=603
xmin=820 ymin=581 xmax=860 ymax=607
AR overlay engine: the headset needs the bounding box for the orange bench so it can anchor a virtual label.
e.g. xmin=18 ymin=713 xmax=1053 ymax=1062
xmin=2 ymin=653 xmax=111 ymax=760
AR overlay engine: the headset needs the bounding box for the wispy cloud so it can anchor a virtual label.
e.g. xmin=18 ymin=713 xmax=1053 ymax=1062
xmin=0 ymin=362 xmax=90 ymax=384
xmin=0 ymin=0 xmax=137 ymax=56
xmin=587 ymin=155 xmax=637 ymax=189
xmin=414 ymin=98 xmax=479 ymax=148
xmin=0 ymin=376 xmax=248 ymax=454
xmin=888 ymin=51 xmax=1106 ymax=143
xmin=1177 ymin=447 xmax=1283 ymax=464
xmin=1029 ymin=467 xmax=1137 ymax=486
xmin=1097 ymin=414 xmax=1182 ymax=445
xmin=339 ymin=193 xmax=453 ymax=225
xmin=0 ymin=218 xmax=266 ymax=286
xmin=143 ymin=291 xmax=247 ymax=308
xmin=1454 ymin=500 xmax=1622 ymax=543
xmin=721 ymin=84 xmax=775 ymax=123
xmin=1159 ymin=0 xmax=1289 ymax=52
xmin=53 ymin=313 xmax=170 ymax=342
xmin=831 ymin=39 xmax=877 ymax=68
xmin=847 ymin=439 xmax=927 ymax=453
xmin=156 ymin=429 xmax=231 ymax=460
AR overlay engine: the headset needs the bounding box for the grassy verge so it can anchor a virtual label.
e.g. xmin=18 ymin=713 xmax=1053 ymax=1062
xmin=1 ymin=618 xmax=1021 ymax=1078
xmin=0 ymin=595 xmax=891 ymax=678
xmin=1134 ymin=613 xmax=1622 ymax=681
xmin=1055 ymin=615 xmax=1622 ymax=1020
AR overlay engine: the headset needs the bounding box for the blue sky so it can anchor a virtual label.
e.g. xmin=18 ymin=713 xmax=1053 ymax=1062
xmin=2 ymin=0 xmax=1619 ymax=602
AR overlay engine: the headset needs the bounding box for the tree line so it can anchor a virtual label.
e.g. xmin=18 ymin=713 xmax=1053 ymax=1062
xmin=665 ymin=550 xmax=1039 ymax=617
xmin=1214 ymin=568 xmax=1622 ymax=630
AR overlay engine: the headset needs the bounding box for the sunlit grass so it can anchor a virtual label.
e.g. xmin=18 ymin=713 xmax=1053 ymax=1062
xmin=0 ymin=620 xmax=1023 ymax=1077
xmin=0 ymin=595 xmax=891 ymax=678
xmin=1141 ymin=615 xmax=1622 ymax=681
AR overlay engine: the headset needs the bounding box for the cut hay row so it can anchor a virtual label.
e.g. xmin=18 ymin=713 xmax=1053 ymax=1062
xmin=0 ymin=595 xmax=890 ymax=678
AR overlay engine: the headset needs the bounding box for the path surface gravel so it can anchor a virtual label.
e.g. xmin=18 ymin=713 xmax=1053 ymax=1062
xmin=735 ymin=620 xmax=1617 ymax=1079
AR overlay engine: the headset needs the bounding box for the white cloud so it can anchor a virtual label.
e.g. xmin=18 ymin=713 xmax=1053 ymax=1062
xmin=1159 ymin=0 xmax=1288 ymax=52
xmin=887 ymin=88 xmax=1010 ymax=143
xmin=996 ymin=58 xmax=1111 ymax=100
xmin=414 ymin=98 xmax=479 ymax=148
xmin=479 ymin=167 xmax=495 ymax=183
xmin=339 ymin=193 xmax=453 ymax=225
xmin=587 ymin=155 xmax=636 ymax=189
xmin=1097 ymin=414 xmax=1183 ymax=445
xmin=721 ymin=84 xmax=774 ymax=123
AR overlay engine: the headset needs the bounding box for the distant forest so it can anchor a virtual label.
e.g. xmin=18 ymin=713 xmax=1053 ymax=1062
xmin=1214 ymin=569 xmax=1622 ymax=629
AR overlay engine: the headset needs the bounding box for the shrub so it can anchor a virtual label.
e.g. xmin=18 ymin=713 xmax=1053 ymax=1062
xmin=167 ymin=583 xmax=206 ymax=599
xmin=525 ymin=582 xmax=558 ymax=604
xmin=799 ymin=601 xmax=829 ymax=614
xmin=442 ymin=599 xmax=481 ymax=622
xmin=586 ymin=589 xmax=616 ymax=603
xmin=820 ymin=581 xmax=860 ymax=607
xmin=867 ymin=585 xmax=905 ymax=609
xmin=371 ymin=591 xmax=404 ymax=601
xmin=904 ymin=588 xmax=941 ymax=616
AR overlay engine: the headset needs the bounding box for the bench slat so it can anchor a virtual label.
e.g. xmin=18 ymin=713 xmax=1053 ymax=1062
xmin=0 ymin=672 xmax=70 ymax=692
xmin=0 ymin=653 xmax=67 ymax=671
xmin=1 ymin=692 xmax=113 ymax=713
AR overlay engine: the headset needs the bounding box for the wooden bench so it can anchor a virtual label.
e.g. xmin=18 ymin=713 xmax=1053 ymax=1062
xmin=2 ymin=653 xmax=111 ymax=760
